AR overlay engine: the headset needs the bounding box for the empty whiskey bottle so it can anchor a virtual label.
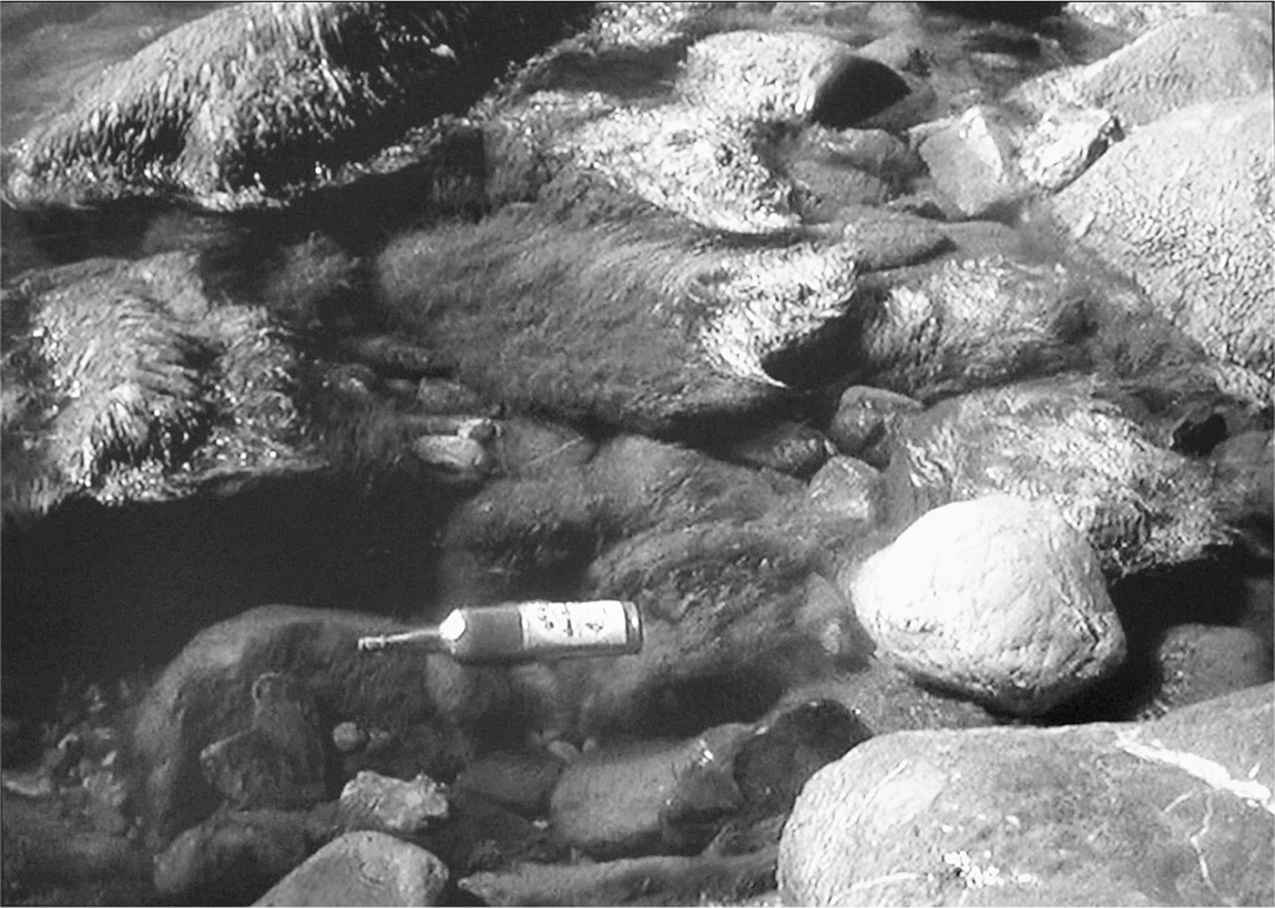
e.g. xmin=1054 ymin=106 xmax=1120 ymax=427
xmin=356 ymin=599 xmax=643 ymax=663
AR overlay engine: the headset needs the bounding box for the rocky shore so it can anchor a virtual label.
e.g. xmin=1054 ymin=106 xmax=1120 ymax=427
xmin=1 ymin=2 xmax=1271 ymax=905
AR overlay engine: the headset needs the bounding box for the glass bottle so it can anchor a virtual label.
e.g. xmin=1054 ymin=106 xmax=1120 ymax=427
xmin=357 ymin=599 xmax=643 ymax=663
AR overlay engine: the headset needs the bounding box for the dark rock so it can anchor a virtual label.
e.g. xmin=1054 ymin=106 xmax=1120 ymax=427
xmin=713 ymin=421 xmax=832 ymax=479
xmin=826 ymin=385 xmax=922 ymax=467
xmin=1 ymin=252 xmax=322 ymax=518
xmin=132 ymin=605 xmax=511 ymax=842
xmin=416 ymin=378 xmax=489 ymax=415
xmin=573 ymin=519 xmax=822 ymax=735
xmin=549 ymin=724 xmax=752 ymax=859
xmin=455 ymin=749 xmax=565 ymax=818
xmin=777 ymin=660 xmax=1002 ymax=736
xmin=255 ymin=830 xmax=448 ymax=907
xmin=338 ymin=770 xmax=449 ymax=835
xmin=849 ymin=495 xmax=1126 ymax=716
xmin=780 ymin=684 xmax=1275 ymax=906
xmin=1152 ymin=624 xmax=1272 ymax=713
xmin=337 ymin=334 xmax=456 ymax=381
xmin=460 ymin=848 xmax=778 ymax=907
xmin=1 ymin=791 xmax=150 ymax=900
xmin=489 ymin=416 xmax=597 ymax=480
xmin=374 ymin=206 xmax=863 ymax=439
xmin=153 ymin=806 xmax=338 ymax=904
xmin=3 ymin=3 xmax=589 ymax=211
xmin=199 ymin=672 xmax=328 ymax=813
xmin=830 ymin=205 xmax=954 ymax=272
xmin=416 ymin=787 xmax=562 ymax=875
xmin=791 ymin=159 xmax=892 ymax=215
xmin=1051 ymin=94 xmax=1274 ymax=383
xmin=855 ymin=257 xmax=1091 ymax=401
xmin=923 ymin=2 xmax=1066 ymax=25
xmin=883 ymin=380 xmax=1233 ymax=576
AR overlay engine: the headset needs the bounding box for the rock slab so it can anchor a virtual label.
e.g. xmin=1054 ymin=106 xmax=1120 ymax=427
xmin=255 ymin=830 xmax=448 ymax=906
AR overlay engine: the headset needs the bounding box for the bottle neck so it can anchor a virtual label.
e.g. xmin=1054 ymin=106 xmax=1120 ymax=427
xmin=357 ymin=626 xmax=446 ymax=652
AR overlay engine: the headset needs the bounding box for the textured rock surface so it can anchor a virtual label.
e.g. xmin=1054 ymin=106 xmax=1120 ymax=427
xmin=849 ymin=496 xmax=1126 ymax=715
xmin=1012 ymin=14 xmax=1273 ymax=127
xmin=779 ymin=684 xmax=1275 ymax=906
xmin=1153 ymin=624 xmax=1272 ymax=712
xmin=2 ymin=2 xmax=585 ymax=210
xmin=884 ymin=380 xmax=1233 ymax=575
xmin=338 ymin=770 xmax=449 ymax=835
xmin=1051 ymin=94 xmax=1275 ymax=382
xmin=255 ymin=830 xmax=449 ymax=907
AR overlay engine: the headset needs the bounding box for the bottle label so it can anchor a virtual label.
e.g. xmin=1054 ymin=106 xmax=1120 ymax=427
xmin=518 ymin=600 xmax=632 ymax=652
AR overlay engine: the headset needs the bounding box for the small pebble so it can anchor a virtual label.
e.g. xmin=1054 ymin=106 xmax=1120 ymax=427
xmin=332 ymin=721 xmax=367 ymax=754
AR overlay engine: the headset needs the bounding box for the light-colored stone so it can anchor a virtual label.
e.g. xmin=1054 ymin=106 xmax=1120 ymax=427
xmin=848 ymin=495 xmax=1126 ymax=715
xmin=1018 ymin=106 xmax=1121 ymax=192
xmin=1051 ymin=94 xmax=1274 ymax=383
xmin=255 ymin=831 xmax=448 ymax=906
xmin=913 ymin=106 xmax=1023 ymax=217
xmin=338 ymin=770 xmax=449 ymax=835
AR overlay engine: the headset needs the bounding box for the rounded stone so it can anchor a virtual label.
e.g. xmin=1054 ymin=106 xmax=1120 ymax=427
xmin=847 ymin=495 xmax=1126 ymax=715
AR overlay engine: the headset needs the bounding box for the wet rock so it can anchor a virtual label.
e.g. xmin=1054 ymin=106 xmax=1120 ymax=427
xmin=791 ymin=160 xmax=891 ymax=214
xmin=1051 ymin=95 xmax=1275 ymax=382
xmin=255 ymin=830 xmax=449 ymax=907
xmin=804 ymin=458 xmax=884 ymax=542
xmin=913 ymin=105 xmax=1025 ymax=217
xmin=338 ymin=770 xmax=449 ymax=836
xmin=780 ymin=684 xmax=1275 ymax=906
xmin=375 ymin=207 xmax=861 ymax=438
xmin=923 ymin=2 xmax=1066 ymax=26
xmin=1017 ymin=105 xmax=1121 ymax=192
xmin=199 ymin=672 xmax=328 ymax=813
xmin=800 ymin=127 xmax=921 ymax=188
xmin=714 ymin=421 xmax=832 ymax=479
xmin=884 ymin=380 xmax=1233 ymax=576
xmin=573 ymin=519 xmax=821 ymax=735
xmin=675 ymin=31 xmax=862 ymax=124
xmin=1012 ymin=14 xmax=1273 ymax=127
xmin=132 ymin=605 xmax=511 ymax=842
xmin=3 ymin=3 xmax=586 ymax=211
xmin=455 ymin=749 xmax=565 ymax=817
xmin=857 ymin=257 xmax=1091 ymax=401
xmin=489 ymin=416 xmax=596 ymax=480
xmin=827 ymin=385 xmax=922 ymax=467
xmin=549 ymin=724 xmax=752 ymax=859
xmin=154 ymin=806 xmax=338 ymax=904
xmin=460 ymin=848 xmax=778 ymax=907
xmin=831 ymin=205 xmax=953 ymax=272
xmin=338 ymin=334 xmax=456 ymax=381
xmin=1153 ymin=624 xmax=1272 ymax=713
xmin=554 ymin=104 xmax=801 ymax=234
xmin=849 ymin=495 xmax=1126 ymax=715
xmin=1 ymin=252 xmax=320 ymax=518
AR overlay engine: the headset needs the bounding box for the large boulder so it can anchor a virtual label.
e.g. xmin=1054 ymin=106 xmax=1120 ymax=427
xmin=847 ymin=496 xmax=1126 ymax=715
xmin=1011 ymin=14 xmax=1273 ymax=127
xmin=2 ymin=2 xmax=587 ymax=210
xmin=1050 ymin=95 xmax=1275 ymax=383
xmin=883 ymin=380 xmax=1233 ymax=576
xmin=779 ymin=684 xmax=1275 ymax=906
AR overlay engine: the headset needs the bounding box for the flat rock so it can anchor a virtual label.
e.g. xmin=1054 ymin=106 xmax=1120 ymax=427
xmin=1153 ymin=624 xmax=1272 ymax=713
xmin=848 ymin=495 xmax=1126 ymax=715
xmin=255 ymin=830 xmax=449 ymax=907
xmin=1051 ymin=94 xmax=1275 ymax=383
xmin=779 ymin=684 xmax=1275 ymax=905
xmin=804 ymin=457 xmax=883 ymax=527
